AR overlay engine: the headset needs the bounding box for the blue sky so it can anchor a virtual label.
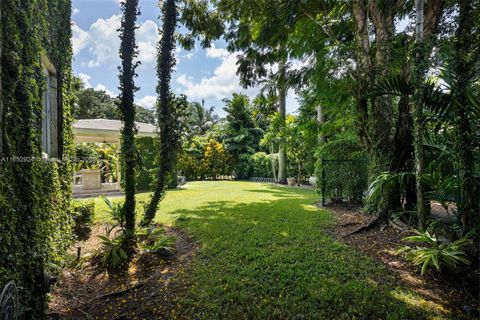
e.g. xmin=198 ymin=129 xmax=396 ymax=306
xmin=71 ymin=0 xmax=299 ymax=116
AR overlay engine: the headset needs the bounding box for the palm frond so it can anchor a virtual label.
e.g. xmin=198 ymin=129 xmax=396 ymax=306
xmin=370 ymin=74 xmax=413 ymax=98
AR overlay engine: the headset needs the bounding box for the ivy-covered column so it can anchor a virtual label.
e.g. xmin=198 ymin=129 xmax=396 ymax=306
xmin=117 ymin=0 xmax=139 ymax=255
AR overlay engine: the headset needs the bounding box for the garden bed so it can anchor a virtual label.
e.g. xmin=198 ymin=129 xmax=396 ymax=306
xmin=325 ymin=204 xmax=480 ymax=319
xmin=47 ymin=225 xmax=199 ymax=319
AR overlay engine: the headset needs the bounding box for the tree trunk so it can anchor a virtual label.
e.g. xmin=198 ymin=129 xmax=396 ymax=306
xmin=270 ymin=143 xmax=277 ymax=182
xmin=352 ymin=0 xmax=372 ymax=149
xmin=411 ymin=0 xmax=429 ymax=230
xmin=277 ymin=58 xmax=287 ymax=184
xmin=400 ymin=0 xmax=443 ymax=217
xmin=118 ymin=0 xmax=139 ymax=250
xmin=353 ymin=0 xmax=397 ymax=215
xmin=451 ymin=0 xmax=479 ymax=235
xmin=317 ymin=104 xmax=326 ymax=144
xmin=142 ymin=0 xmax=177 ymax=226
xmin=297 ymin=160 xmax=301 ymax=186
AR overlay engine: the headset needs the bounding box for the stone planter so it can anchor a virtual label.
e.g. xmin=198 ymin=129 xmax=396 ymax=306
xmin=79 ymin=169 xmax=101 ymax=190
xmin=287 ymin=178 xmax=297 ymax=186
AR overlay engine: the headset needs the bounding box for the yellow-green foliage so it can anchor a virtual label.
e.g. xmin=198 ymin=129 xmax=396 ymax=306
xmin=201 ymin=139 xmax=232 ymax=179
xmin=0 ymin=0 xmax=75 ymax=317
xmin=178 ymin=138 xmax=232 ymax=180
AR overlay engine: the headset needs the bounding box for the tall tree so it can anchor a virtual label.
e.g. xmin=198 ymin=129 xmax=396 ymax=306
xmin=180 ymin=0 xmax=293 ymax=182
xmin=118 ymin=0 xmax=139 ymax=252
xmin=74 ymin=85 xmax=155 ymax=124
xmin=223 ymin=93 xmax=262 ymax=179
xmin=188 ymin=100 xmax=218 ymax=136
xmin=142 ymin=0 xmax=178 ymax=226
xmin=411 ymin=0 xmax=428 ymax=229
xmin=450 ymin=0 xmax=480 ymax=234
xmin=277 ymin=58 xmax=288 ymax=184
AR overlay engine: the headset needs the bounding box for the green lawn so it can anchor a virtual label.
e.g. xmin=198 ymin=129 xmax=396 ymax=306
xmin=86 ymin=181 xmax=441 ymax=319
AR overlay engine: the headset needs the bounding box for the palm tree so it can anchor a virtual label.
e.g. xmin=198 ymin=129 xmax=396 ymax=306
xmin=189 ymin=99 xmax=218 ymax=135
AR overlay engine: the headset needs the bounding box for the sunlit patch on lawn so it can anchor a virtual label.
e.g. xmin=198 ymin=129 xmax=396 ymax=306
xmin=391 ymin=288 xmax=449 ymax=318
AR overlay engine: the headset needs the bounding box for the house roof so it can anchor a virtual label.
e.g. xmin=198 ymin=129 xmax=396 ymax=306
xmin=73 ymin=119 xmax=157 ymax=144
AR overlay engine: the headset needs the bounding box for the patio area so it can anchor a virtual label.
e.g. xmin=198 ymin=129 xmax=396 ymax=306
xmin=73 ymin=119 xmax=156 ymax=197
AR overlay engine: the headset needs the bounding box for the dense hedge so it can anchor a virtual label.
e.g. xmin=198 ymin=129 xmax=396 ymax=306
xmin=136 ymin=136 xmax=157 ymax=190
xmin=0 ymin=0 xmax=75 ymax=317
xmin=251 ymin=152 xmax=275 ymax=178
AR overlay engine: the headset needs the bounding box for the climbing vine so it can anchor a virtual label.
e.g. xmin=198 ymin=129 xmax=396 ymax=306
xmin=0 ymin=0 xmax=75 ymax=317
xmin=142 ymin=0 xmax=180 ymax=226
xmin=117 ymin=0 xmax=140 ymax=255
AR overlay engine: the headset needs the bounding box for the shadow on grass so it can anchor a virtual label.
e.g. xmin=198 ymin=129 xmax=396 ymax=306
xmin=166 ymin=193 xmax=439 ymax=319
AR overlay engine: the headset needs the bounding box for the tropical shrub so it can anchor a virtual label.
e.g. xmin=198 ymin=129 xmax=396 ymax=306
xmin=75 ymin=143 xmax=100 ymax=170
xmin=397 ymin=231 xmax=471 ymax=276
xmin=102 ymin=197 xmax=126 ymax=236
xmin=178 ymin=138 xmax=232 ymax=180
xmin=95 ymin=144 xmax=119 ymax=183
xmin=178 ymin=135 xmax=208 ymax=180
xmin=98 ymin=234 xmax=129 ymax=270
xmin=235 ymin=153 xmax=254 ymax=179
xmin=73 ymin=200 xmax=95 ymax=241
xmin=136 ymin=226 xmax=175 ymax=256
xmin=99 ymin=197 xmax=177 ymax=269
xmin=202 ymin=139 xmax=232 ymax=179
xmin=178 ymin=152 xmax=201 ymax=180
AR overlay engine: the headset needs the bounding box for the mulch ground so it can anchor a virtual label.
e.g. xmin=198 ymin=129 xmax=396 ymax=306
xmin=324 ymin=203 xmax=480 ymax=319
xmin=47 ymin=226 xmax=198 ymax=320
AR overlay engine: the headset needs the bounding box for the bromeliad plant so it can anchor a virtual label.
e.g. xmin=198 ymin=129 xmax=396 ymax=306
xmin=98 ymin=234 xmax=129 ymax=270
xmin=397 ymin=231 xmax=471 ymax=276
xmin=99 ymin=197 xmax=129 ymax=270
xmin=136 ymin=226 xmax=175 ymax=256
xmin=99 ymin=197 xmax=175 ymax=270
xmin=102 ymin=196 xmax=126 ymax=237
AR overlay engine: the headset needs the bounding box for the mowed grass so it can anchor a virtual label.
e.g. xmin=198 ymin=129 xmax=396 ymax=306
xmin=85 ymin=181 xmax=441 ymax=319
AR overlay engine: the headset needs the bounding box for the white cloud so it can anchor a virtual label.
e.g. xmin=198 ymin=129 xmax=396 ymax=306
xmin=77 ymin=73 xmax=116 ymax=97
xmin=72 ymin=24 xmax=89 ymax=56
xmin=78 ymin=73 xmax=91 ymax=87
xmin=95 ymin=84 xmax=116 ymax=97
xmin=206 ymin=44 xmax=229 ymax=58
xmin=71 ymin=15 xmax=160 ymax=67
xmin=136 ymin=20 xmax=160 ymax=64
xmin=73 ymin=8 xmax=80 ymax=15
xmin=176 ymin=53 xmax=241 ymax=100
xmin=136 ymin=95 xmax=157 ymax=109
